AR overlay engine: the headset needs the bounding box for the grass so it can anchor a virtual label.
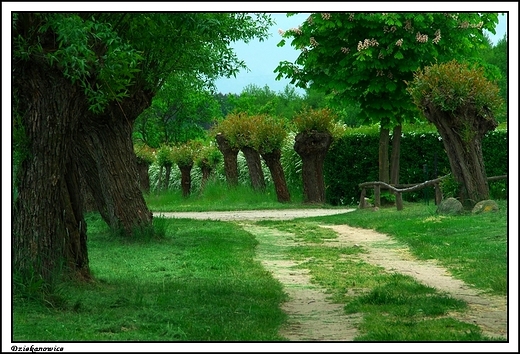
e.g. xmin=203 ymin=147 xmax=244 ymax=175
xmin=144 ymin=179 xmax=348 ymax=212
xmin=13 ymin=185 xmax=508 ymax=342
xmin=311 ymin=200 xmax=508 ymax=295
xmin=13 ymin=213 xmax=287 ymax=341
xmin=257 ymin=209 xmax=508 ymax=341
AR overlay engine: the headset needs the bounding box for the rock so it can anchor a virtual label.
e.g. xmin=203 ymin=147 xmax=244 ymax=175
xmin=437 ymin=197 xmax=463 ymax=215
xmin=472 ymin=200 xmax=499 ymax=214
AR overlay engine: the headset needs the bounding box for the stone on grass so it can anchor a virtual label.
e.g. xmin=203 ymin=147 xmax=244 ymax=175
xmin=472 ymin=200 xmax=499 ymax=214
xmin=437 ymin=197 xmax=463 ymax=215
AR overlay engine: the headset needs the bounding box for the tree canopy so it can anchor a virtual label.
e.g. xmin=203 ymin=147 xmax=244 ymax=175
xmin=275 ymin=12 xmax=499 ymax=127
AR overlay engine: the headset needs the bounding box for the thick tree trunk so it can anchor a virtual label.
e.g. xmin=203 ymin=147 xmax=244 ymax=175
xmin=241 ymin=146 xmax=266 ymax=191
xmin=390 ymin=125 xmax=402 ymax=185
xmin=136 ymin=159 xmax=151 ymax=193
xmin=13 ymin=63 xmax=91 ymax=282
xmin=379 ymin=127 xmax=390 ymax=183
xmin=76 ymin=91 xmax=153 ymax=235
xmin=80 ymin=171 xmax=98 ymax=212
xmin=261 ymin=150 xmax=291 ymax=203
xmin=424 ymin=104 xmax=497 ymax=208
xmin=294 ymin=131 xmax=333 ymax=203
xmin=215 ymin=133 xmax=239 ymax=186
xmin=179 ymin=163 xmax=194 ymax=197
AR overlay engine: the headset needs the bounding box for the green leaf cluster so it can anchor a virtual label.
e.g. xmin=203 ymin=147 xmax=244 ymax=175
xmin=134 ymin=143 xmax=156 ymax=164
xmin=407 ymin=59 xmax=504 ymax=117
xmin=195 ymin=144 xmax=222 ymax=170
xmin=293 ymin=107 xmax=341 ymax=136
xmin=275 ymin=12 xmax=500 ymax=128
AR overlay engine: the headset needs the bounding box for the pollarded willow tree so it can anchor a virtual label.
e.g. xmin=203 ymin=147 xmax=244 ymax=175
xmin=215 ymin=112 xmax=266 ymax=191
xmin=275 ymin=12 xmax=499 ymax=185
xmin=406 ymin=60 xmax=503 ymax=207
xmin=251 ymin=115 xmax=291 ymax=203
xmin=12 ymin=12 xmax=273 ymax=283
xmin=292 ymin=107 xmax=342 ymax=203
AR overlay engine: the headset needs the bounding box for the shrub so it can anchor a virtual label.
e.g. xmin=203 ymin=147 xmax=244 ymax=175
xmin=324 ymin=128 xmax=507 ymax=205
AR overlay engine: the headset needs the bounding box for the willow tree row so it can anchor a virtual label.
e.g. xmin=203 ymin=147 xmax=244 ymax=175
xmin=214 ymin=108 xmax=344 ymax=203
xmin=135 ymin=141 xmax=221 ymax=197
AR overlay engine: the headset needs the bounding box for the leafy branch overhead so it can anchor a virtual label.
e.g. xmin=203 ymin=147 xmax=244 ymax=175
xmin=275 ymin=12 xmax=499 ymax=127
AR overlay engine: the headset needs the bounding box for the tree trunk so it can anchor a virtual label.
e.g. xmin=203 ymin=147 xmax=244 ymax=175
xmin=241 ymin=146 xmax=266 ymax=191
xmin=215 ymin=133 xmax=239 ymax=186
xmin=379 ymin=127 xmax=390 ymax=183
xmin=136 ymin=158 xmax=151 ymax=193
xmin=261 ymin=150 xmax=291 ymax=203
xmin=163 ymin=164 xmax=172 ymax=191
xmin=390 ymin=125 xmax=402 ymax=185
xmin=424 ymin=104 xmax=497 ymax=208
xmin=76 ymin=91 xmax=154 ymax=235
xmin=199 ymin=165 xmax=212 ymax=193
xmin=80 ymin=171 xmax=97 ymax=213
xmin=179 ymin=163 xmax=194 ymax=197
xmin=294 ymin=131 xmax=333 ymax=203
xmin=157 ymin=165 xmax=164 ymax=191
xmin=13 ymin=63 xmax=91 ymax=283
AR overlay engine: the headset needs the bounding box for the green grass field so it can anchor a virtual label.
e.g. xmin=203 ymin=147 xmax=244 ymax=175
xmin=12 ymin=184 xmax=509 ymax=342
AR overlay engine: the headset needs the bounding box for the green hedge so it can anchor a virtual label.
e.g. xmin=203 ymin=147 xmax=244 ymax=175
xmin=324 ymin=129 xmax=508 ymax=205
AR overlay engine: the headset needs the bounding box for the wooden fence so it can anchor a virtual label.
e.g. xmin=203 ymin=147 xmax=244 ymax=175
xmin=358 ymin=174 xmax=507 ymax=211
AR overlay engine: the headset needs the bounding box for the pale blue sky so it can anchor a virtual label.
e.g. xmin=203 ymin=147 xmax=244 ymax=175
xmin=215 ymin=13 xmax=508 ymax=95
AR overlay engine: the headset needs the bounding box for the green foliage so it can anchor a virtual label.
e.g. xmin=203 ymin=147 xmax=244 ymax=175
xmin=170 ymin=141 xmax=199 ymax=168
xmin=293 ymin=107 xmax=343 ymax=137
xmin=324 ymin=128 xmax=507 ymax=205
xmin=195 ymin=143 xmax=222 ymax=170
xmin=439 ymin=171 xmax=460 ymax=199
xmin=406 ymin=59 xmax=504 ymax=118
xmin=134 ymin=143 xmax=156 ymax=164
xmin=156 ymin=145 xmax=174 ymax=168
xmin=14 ymin=13 xmax=143 ymax=113
xmin=251 ymin=115 xmax=288 ymax=154
xmin=134 ymin=73 xmax=222 ymax=148
xmin=213 ymin=112 xmax=259 ymax=149
xmin=275 ymin=12 xmax=499 ymax=128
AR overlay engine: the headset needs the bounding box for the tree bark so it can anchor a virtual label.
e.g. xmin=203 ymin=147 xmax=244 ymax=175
xmin=215 ymin=133 xmax=239 ymax=186
xmin=157 ymin=165 xmax=164 ymax=191
xmin=241 ymin=146 xmax=266 ymax=191
xmin=13 ymin=62 xmax=91 ymax=282
xmin=379 ymin=127 xmax=390 ymax=183
xmin=423 ymin=104 xmax=497 ymax=208
xmin=179 ymin=163 xmax=194 ymax=197
xmin=136 ymin=158 xmax=151 ymax=193
xmin=390 ymin=125 xmax=402 ymax=185
xmin=76 ymin=90 xmax=154 ymax=235
xmin=294 ymin=131 xmax=333 ymax=203
xmin=163 ymin=164 xmax=172 ymax=191
xmin=261 ymin=150 xmax=291 ymax=203
xmin=199 ymin=165 xmax=212 ymax=193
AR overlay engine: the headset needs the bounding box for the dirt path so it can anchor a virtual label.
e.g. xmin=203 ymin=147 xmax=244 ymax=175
xmin=242 ymin=224 xmax=361 ymax=341
xmin=321 ymin=224 xmax=508 ymax=340
xmin=157 ymin=209 xmax=508 ymax=341
xmin=154 ymin=208 xmax=354 ymax=221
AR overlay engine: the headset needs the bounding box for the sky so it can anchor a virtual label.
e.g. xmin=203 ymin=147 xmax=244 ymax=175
xmin=214 ymin=12 xmax=509 ymax=95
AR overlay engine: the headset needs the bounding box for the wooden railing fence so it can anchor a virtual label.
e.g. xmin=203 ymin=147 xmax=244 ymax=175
xmin=358 ymin=174 xmax=507 ymax=211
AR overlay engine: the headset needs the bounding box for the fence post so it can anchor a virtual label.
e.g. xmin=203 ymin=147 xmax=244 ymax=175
xmin=396 ymin=192 xmax=403 ymax=211
xmin=434 ymin=182 xmax=442 ymax=205
xmin=374 ymin=184 xmax=381 ymax=207
xmin=359 ymin=188 xmax=367 ymax=208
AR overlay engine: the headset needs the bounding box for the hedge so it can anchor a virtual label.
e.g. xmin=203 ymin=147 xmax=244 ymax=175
xmin=324 ymin=129 xmax=508 ymax=205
